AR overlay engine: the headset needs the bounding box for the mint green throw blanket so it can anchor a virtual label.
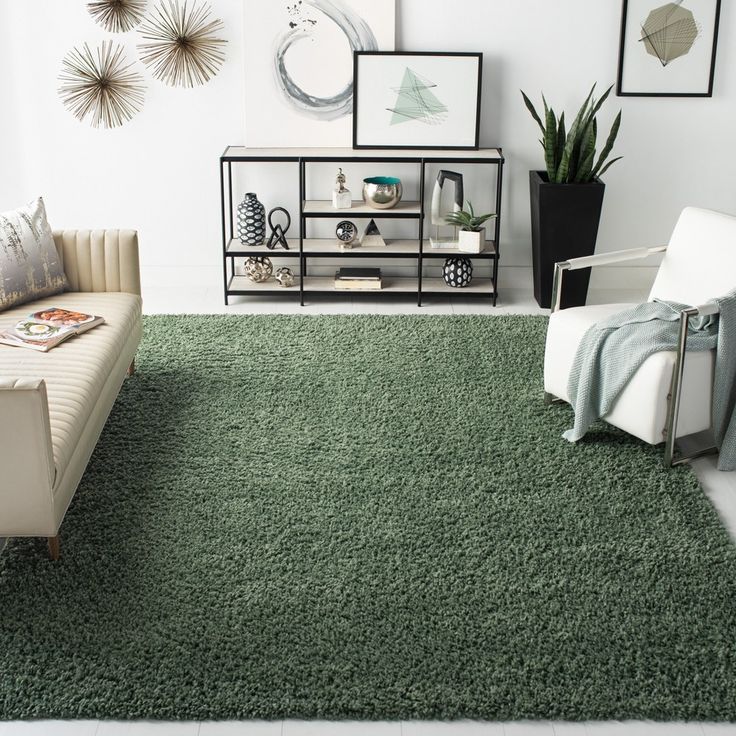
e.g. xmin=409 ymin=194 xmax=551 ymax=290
xmin=565 ymin=293 xmax=736 ymax=470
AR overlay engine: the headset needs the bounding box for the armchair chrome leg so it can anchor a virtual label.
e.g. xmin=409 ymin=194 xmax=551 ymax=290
xmin=544 ymin=391 xmax=563 ymax=405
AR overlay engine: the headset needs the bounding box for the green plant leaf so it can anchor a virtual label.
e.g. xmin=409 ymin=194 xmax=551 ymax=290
xmin=554 ymin=111 xmax=566 ymax=181
xmin=544 ymin=107 xmax=558 ymax=180
xmin=521 ymin=90 xmax=545 ymax=134
xmin=592 ymin=109 xmax=622 ymax=178
xmin=595 ymin=156 xmax=623 ymax=179
xmin=574 ymin=117 xmax=597 ymax=183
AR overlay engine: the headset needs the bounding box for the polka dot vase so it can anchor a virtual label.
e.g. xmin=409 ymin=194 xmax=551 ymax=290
xmin=442 ymin=256 xmax=473 ymax=288
xmin=237 ymin=193 xmax=266 ymax=246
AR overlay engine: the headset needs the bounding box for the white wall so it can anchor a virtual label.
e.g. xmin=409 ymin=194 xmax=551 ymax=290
xmin=1 ymin=0 xmax=734 ymax=285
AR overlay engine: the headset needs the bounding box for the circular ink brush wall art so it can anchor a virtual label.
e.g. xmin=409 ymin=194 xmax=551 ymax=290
xmin=617 ymin=0 xmax=722 ymax=96
xmin=243 ymin=0 xmax=396 ymax=147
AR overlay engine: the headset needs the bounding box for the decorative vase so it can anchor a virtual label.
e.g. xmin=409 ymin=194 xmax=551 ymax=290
xmin=244 ymin=256 xmax=272 ymax=282
xmin=529 ymin=170 xmax=605 ymax=309
xmin=237 ymin=192 xmax=266 ymax=246
xmin=362 ymin=177 xmax=403 ymax=209
xmin=442 ymin=257 xmax=473 ymax=288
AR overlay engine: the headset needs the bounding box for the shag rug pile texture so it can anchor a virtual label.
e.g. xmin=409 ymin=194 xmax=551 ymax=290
xmin=1 ymin=315 xmax=735 ymax=721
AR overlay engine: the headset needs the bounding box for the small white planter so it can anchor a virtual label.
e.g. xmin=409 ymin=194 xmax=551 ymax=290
xmin=457 ymin=229 xmax=484 ymax=254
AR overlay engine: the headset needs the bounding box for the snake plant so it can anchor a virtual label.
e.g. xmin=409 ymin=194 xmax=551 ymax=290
xmin=445 ymin=202 xmax=496 ymax=232
xmin=521 ymin=84 xmax=622 ymax=184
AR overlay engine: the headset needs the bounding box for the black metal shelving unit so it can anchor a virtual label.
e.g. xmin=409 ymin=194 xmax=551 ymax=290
xmin=219 ymin=146 xmax=505 ymax=306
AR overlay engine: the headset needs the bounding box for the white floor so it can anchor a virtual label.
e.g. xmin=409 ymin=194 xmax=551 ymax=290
xmin=2 ymin=282 xmax=735 ymax=736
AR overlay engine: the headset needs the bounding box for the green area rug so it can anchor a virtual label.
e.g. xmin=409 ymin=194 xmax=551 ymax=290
xmin=1 ymin=315 xmax=736 ymax=721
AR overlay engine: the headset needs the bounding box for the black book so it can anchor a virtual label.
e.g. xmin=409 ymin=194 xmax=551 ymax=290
xmin=336 ymin=267 xmax=381 ymax=280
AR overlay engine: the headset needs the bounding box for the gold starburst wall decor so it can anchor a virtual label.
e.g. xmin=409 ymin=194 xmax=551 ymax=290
xmin=58 ymin=41 xmax=145 ymax=128
xmin=87 ymin=0 xmax=147 ymax=33
xmin=138 ymin=0 xmax=226 ymax=87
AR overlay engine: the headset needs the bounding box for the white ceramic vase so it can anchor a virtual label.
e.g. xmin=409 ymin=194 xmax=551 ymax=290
xmin=458 ymin=230 xmax=484 ymax=254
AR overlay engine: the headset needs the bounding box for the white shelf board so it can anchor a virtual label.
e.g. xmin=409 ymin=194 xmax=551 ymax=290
xmin=224 ymin=146 xmax=503 ymax=161
xmin=229 ymin=276 xmax=298 ymax=292
xmin=302 ymin=239 xmax=418 ymax=255
xmin=422 ymin=277 xmax=495 ymax=294
xmin=303 ymin=276 xmax=418 ymax=293
xmin=303 ymin=200 xmax=421 ymax=216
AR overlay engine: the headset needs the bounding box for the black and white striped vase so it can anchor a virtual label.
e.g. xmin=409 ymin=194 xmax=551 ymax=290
xmin=237 ymin=193 xmax=266 ymax=246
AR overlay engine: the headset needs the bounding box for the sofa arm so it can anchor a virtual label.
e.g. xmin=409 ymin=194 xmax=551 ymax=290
xmin=53 ymin=229 xmax=141 ymax=296
xmin=0 ymin=378 xmax=57 ymax=536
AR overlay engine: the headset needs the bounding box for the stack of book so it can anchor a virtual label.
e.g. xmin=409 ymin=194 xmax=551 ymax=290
xmin=334 ymin=267 xmax=382 ymax=290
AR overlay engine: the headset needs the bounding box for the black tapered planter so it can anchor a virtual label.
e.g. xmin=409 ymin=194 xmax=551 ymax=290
xmin=529 ymin=170 xmax=605 ymax=309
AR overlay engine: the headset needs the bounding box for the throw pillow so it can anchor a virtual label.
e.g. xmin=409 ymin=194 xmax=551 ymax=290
xmin=0 ymin=197 xmax=67 ymax=311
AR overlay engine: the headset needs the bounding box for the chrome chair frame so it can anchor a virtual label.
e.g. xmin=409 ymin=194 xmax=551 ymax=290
xmin=548 ymin=245 xmax=719 ymax=467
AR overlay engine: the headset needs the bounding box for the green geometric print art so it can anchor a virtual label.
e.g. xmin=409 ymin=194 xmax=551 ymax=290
xmin=388 ymin=67 xmax=449 ymax=126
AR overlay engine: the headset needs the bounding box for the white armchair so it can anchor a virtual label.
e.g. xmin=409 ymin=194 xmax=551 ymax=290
xmin=544 ymin=207 xmax=736 ymax=466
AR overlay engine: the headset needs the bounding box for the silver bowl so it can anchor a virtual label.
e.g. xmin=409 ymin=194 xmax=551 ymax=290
xmin=362 ymin=177 xmax=403 ymax=209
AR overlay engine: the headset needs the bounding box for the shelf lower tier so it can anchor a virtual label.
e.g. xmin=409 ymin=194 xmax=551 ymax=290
xmin=228 ymin=275 xmax=495 ymax=296
xmin=226 ymin=238 xmax=497 ymax=258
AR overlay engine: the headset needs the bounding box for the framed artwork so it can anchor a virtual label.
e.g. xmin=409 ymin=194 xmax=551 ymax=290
xmin=353 ymin=52 xmax=482 ymax=150
xmin=617 ymin=0 xmax=721 ymax=97
xmin=243 ymin=0 xmax=395 ymax=147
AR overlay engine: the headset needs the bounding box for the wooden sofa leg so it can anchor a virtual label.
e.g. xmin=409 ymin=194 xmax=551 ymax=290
xmin=127 ymin=359 xmax=135 ymax=377
xmin=47 ymin=536 xmax=60 ymax=561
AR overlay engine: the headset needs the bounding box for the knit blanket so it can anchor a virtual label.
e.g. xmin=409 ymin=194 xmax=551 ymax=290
xmin=565 ymin=293 xmax=736 ymax=471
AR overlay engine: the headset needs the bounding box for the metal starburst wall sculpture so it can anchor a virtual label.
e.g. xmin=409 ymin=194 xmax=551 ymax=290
xmin=87 ymin=0 xmax=147 ymax=33
xmin=138 ymin=0 xmax=227 ymax=87
xmin=58 ymin=41 xmax=145 ymax=128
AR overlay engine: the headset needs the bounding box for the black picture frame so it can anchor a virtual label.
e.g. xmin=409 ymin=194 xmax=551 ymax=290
xmin=616 ymin=0 xmax=721 ymax=97
xmin=352 ymin=51 xmax=482 ymax=150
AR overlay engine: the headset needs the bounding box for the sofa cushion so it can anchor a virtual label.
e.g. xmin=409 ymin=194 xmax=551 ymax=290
xmin=0 ymin=291 xmax=142 ymax=487
xmin=0 ymin=198 xmax=68 ymax=311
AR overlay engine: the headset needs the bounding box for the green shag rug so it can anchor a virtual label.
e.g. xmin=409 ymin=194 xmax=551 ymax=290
xmin=1 ymin=315 xmax=736 ymax=722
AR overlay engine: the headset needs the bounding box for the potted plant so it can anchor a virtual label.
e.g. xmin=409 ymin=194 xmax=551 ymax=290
xmin=521 ymin=84 xmax=622 ymax=308
xmin=445 ymin=202 xmax=497 ymax=254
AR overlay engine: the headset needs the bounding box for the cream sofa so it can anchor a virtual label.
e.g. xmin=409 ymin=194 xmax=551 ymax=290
xmin=0 ymin=229 xmax=142 ymax=559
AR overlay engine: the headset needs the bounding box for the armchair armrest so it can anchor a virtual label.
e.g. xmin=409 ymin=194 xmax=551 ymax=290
xmin=53 ymin=229 xmax=141 ymax=296
xmin=0 ymin=378 xmax=57 ymax=536
xmin=551 ymin=245 xmax=668 ymax=312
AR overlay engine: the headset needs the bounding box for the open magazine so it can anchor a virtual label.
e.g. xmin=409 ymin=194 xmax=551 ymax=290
xmin=0 ymin=307 xmax=105 ymax=352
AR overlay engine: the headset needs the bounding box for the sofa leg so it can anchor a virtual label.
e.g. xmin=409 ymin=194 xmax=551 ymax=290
xmin=47 ymin=536 xmax=60 ymax=561
xmin=127 ymin=359 xmax=135 ymax=377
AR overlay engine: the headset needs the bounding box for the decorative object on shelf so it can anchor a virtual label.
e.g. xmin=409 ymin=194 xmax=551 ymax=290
xmin=430 ymin=170 xmax=464 ymax=248
xmin=138 ymin=0 xmax=227 ymax=87
xmin=335 ymin=267 xmax=382 ymax=290
xmin=361 ymin=219 xmax=385 ymax=247
xmin=362 ymin=176 xmax=402 ymax=209
xmin=274 ymin=267 xmax=294 ymax=288
xmin=617 ymin=0 xmax=721 ymax=96
xmin=445 ymin=201 xmax=496 ymax=254
xmin=522 ymin=84 xmax=622 ymax=308
xmin=58 ymin=41 xmax=145 ymax=129
xmin=332 ymin=168 xmax=352 ymax=209
xmin=237 ymin=193 xmax=266 ymax=246
xmin=442 ymin=257 xmax=473 ymax=288
xmin=336 ymin=220 xmax=358 ymax=250
xmin=87 ymin=0 xmax=147 ymax=32
xmin=266 ymin=207 xmax=291 ymax=250
xmin=353 ymin=52 xmax=482 ymax=149
xmin=243 ymin=0 xmax=396 ymax=147
xmin=244 ymin=256 xmax=273 ymax=283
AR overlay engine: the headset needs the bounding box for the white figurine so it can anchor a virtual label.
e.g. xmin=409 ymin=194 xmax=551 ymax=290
xmin=332 ymin=168 xmax=352 ymax=210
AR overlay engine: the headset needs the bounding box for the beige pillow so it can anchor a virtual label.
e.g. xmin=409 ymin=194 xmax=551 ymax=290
xmin=0 ymin=197 xmax=67 ymax=311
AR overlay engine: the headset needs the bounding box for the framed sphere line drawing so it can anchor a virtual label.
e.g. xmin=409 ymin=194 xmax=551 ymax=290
xmin=616 ymin=0 xmax=722 ymax=97
xmin=243 ymin=0 xmax=396 ymax=147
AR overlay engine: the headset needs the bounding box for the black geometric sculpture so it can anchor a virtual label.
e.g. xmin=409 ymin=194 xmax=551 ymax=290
xmin=266 ymin=208 xmax=291 ymax=250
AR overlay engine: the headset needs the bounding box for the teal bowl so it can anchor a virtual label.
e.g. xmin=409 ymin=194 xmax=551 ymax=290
xmin=362 ymin=176 xmax=403 ymax=209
